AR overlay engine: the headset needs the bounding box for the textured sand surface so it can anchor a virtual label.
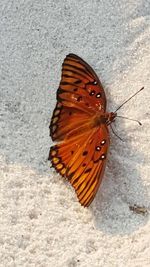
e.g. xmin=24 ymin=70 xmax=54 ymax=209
xmin=0 ymin=1 xmax=150 ymax=266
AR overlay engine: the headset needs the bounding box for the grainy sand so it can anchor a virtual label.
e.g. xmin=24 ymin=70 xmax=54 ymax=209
xmin=0 ymin=1 xmax=150 ymax=266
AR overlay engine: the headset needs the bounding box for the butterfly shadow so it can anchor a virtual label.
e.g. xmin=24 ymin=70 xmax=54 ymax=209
xmin=90 ymin=119 xmax=149 ymax=235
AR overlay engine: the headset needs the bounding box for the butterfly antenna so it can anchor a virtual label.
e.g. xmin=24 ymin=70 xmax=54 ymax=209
xmin=115 ymin=87 xmax=144 ymax=112
xmin=116 ymin=115 xmax=142 ymax=126
xmin=110 ymin=124 xmax=124 ymax=142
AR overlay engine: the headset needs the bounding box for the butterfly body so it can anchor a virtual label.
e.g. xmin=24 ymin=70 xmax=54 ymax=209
xmin=93 ymin=112 xmax=117 ymax=127
xmin=49 ymin=54 xmax=115 ymax=207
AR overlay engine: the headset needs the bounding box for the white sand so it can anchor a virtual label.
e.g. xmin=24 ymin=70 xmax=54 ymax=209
xmin=0 ymin=0 xmax=150 ymax=266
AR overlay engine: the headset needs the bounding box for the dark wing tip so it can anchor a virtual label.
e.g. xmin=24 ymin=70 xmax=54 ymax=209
xmin=66 ymin=53 xmax=79 ymax=57
xmin=66 ymin=53 xmax=83 ymax=61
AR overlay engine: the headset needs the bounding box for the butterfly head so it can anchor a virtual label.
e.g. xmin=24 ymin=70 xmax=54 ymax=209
xmin=107 ymin=112 xmax=117 ymax=124
xmin=100 ymin=112 xmax=117 ymax=125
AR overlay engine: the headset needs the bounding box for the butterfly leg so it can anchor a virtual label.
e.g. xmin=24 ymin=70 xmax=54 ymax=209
xmin=110 ymin=124 xmax=124 ymax=142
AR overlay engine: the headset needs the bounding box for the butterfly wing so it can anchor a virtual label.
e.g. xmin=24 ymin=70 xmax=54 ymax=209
xmin=50 ymin=54 xmax=107 ymax=141
xmin=50 ymin=102 xmax=92 ymax=141
xmin=49 ymin=124 xmax=110 ymax=207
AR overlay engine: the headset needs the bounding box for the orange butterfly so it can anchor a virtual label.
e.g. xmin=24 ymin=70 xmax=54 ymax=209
xmin=48 ymin=54 xmax=143 ymax=207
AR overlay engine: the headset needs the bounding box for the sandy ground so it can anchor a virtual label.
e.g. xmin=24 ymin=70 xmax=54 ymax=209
xmin=0 ymin=0 xmax=150 ymax=266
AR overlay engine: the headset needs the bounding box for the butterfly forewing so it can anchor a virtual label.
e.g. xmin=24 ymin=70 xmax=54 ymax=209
xmin=60 ymin=54 xmax=107 ymax=112
xmin=50 ymin=54 xmax=107 ymax=142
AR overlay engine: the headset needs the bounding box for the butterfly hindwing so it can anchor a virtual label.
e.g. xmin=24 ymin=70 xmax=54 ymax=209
xmin=49 ymin=124 xmax=110 ymax=207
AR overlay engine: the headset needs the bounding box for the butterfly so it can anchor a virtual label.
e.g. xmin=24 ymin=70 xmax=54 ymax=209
xmin=48 ymin=53 xmax=118 ymax=207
